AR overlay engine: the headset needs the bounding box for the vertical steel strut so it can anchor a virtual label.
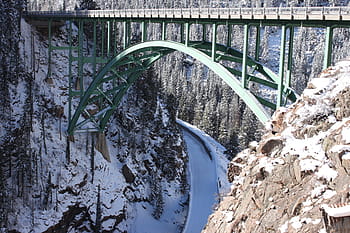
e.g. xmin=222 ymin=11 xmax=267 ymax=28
xmin=211 ymin=23 xmax=217 ymax=61
xmin=68 ymin=20 xmax=73 ymax=123
xmin=286 ymin=26 xmax=294 ymax=91
xmin=141 ymin=21 xmax=147 ymax=42
xmin=227 ymin=24 xmax=232 ymax=48
xmin=323 ymin=26 xmax=333 ymax=69
xmin=242 ymin=24 xmax=249 ymax=88
xmin=107 ymin=21 xmax=111 ymax=57
xmin=255 ymin=25 xmax=260 ymax=61
xmin=162 ymin=21 xmax=167 ymax=40
xmin=180 ymin=23 xmax=184 ymax=43
xmin=185 ymin=22 xmax=190 ymax=46
xmin=203 ymin=24 xmax=207 ymax=42
xmin=277 ymin=25 xmax=287 ymax=107
xmin=78 ymin=19 xmax=84 ymax=96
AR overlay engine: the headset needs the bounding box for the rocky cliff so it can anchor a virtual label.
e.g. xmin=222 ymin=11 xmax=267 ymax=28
xmin=203 ymin=60 xmax=350 ymax=233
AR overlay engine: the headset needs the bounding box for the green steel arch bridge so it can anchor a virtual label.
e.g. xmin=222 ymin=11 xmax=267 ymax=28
xmin=25 ymin=7 xmax=350 ymax=135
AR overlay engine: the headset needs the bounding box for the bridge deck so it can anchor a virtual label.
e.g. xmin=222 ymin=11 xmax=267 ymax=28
xmin=26 ymin=7 xmax=350 ymax=23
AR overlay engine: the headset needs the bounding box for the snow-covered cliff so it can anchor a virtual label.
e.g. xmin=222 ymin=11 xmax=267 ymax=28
xmin=1 ymin=7 xmax=191 ymax=233
xmin=203 ymin=60 xmax=350 ymax=233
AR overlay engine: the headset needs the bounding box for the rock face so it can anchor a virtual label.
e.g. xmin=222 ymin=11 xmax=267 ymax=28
xmin=203 ymin=60 xmax=350 ymax=233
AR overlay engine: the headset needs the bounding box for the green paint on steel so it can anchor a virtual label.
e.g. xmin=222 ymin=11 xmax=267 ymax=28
xmin=67 ymin=40 xmax=286 ymax=135
xmin=185 ymin=22 xmax=190 ymax=46
xmin=323 ymin=26 xmax=333 ymax=69
xmin=202 ymin=24 xmax=207 ymax=42
xmin=211 ymin=23 xmax=217 ymax=61
xmin=162 ymin=21 xmax=167 ymax=41
xmin=78 ymin=20 xmax=84 ymax=96
xmin=255 ymin=25 xmax=260 ymax=61
xmin=141 ymin=21 xmax=147 ymax=42
xmin=286 ymin=26 xmax=294 ymax=91
xmin=107 ymin=20 xmax=111 ymax=57
xmin=242 ymin=24 xmax=249 ymax=88
xmin=277 ymin=25 xmax=287 ymax=107
xmin=227 ymin=24 xmax=232 ymax=48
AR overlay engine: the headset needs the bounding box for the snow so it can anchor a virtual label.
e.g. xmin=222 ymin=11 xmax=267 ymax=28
xmin=316 ymin=164 xmax=338 ymax=181
xmin=311 ymin=185 xmax=327 ymax=198
xmin=342 ymin=126 xmax=350 ymax=144
xmin=279 ymin=221 xmax=288 ymax=233
xmin=290 ymin=216 xmax=302 ymax=229
xmin=322 ymin=190 xmax=336 ymax=199
xmin=133 ymin=202 xmax=179 ymax=233
xmin=300 ymin=159 xmax=321 ymax=172
xmin=342 ymin=152 xmax=350 ymax=160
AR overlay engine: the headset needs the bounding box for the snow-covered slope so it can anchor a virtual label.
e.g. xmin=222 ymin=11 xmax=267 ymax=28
xmin=203 ymin=60 xmax=350 ymax=233
xmin=2 ymin=17 xmax=191 ymax=232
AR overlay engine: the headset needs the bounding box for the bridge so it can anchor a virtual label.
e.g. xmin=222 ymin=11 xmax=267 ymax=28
xmin=25 ymin=7 xmax=350 ymax=135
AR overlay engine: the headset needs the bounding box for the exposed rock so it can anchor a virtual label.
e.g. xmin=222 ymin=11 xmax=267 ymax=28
xmin=258 ymin=137 xmax=283 ymax=156
xmin=95 ymin=132 xmax=111 ymax=162
xmin=122 ymin=164 xmax=135 ymax=183
xmin=203 ymin=61 xmax=350 ymax=233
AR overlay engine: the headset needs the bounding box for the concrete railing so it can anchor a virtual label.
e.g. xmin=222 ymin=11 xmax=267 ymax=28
xmin=25 ymin=6 xmax=350 ymax=21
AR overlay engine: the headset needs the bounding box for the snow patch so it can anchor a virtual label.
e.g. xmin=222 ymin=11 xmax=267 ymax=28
xmin=342 ymin=126 xmax=350 ymax=144
xmin=316 ymin=164 xmax=338 ymax=181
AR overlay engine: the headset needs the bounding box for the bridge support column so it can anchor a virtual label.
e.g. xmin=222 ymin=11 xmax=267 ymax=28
xmin=162 ymin=21 xmax=167 ymax=41
xmin=180 ymin=23 xmax=184 ymax=43
xmin=93 ymin=21 xmax=98 ymax=100
xmin=323 ymin=26 xmax=333 ymax=69
xmin=203 ymin=24 xmax=207 ymax=42
xmin=255 ymin=25 xmax=260 ymax=61
xmin=107 ymin=21 xmax=111 ymax=57
xmin=286 ymin=26 xmax=294 ymax=90
xmin=141 ymin=21 xmax=147 ymax=42
xmin=123 ymin=21 xmax=130 ymax=49
xmin=78 ymin=19 xmax=84 ymax=95
xmin=211 ymin=23 xmax=217 ymax=61
xmin=185 ymin=22 xmax=190 ymax=46
xmin=101 ymin=21 xmax=105 ymax=57
xmin=277 ymin=25 xmax=287 ymax=107
xmin=68 ymin=20 xmax=73 ymax=123
xmin=242 ymin=24 xmax=249 ymax=88
xmin=227 ymin=24 xmax=232 ymax=48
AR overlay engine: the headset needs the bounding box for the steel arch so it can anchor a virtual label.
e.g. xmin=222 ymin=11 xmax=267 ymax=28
xmin=67 ymin=40 xmax=295 ymax=135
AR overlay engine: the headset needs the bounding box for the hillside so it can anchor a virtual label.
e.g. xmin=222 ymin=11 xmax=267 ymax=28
xmin=203 ymin=60 xmax=350 ymax=232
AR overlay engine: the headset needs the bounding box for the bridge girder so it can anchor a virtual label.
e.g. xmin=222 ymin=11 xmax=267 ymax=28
xmin=67 ymin=40 xmax=297 ymax=135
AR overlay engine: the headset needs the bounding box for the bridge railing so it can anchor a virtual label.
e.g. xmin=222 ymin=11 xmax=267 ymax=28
xmin=25 ymin=6 xmax=350 ymax=20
